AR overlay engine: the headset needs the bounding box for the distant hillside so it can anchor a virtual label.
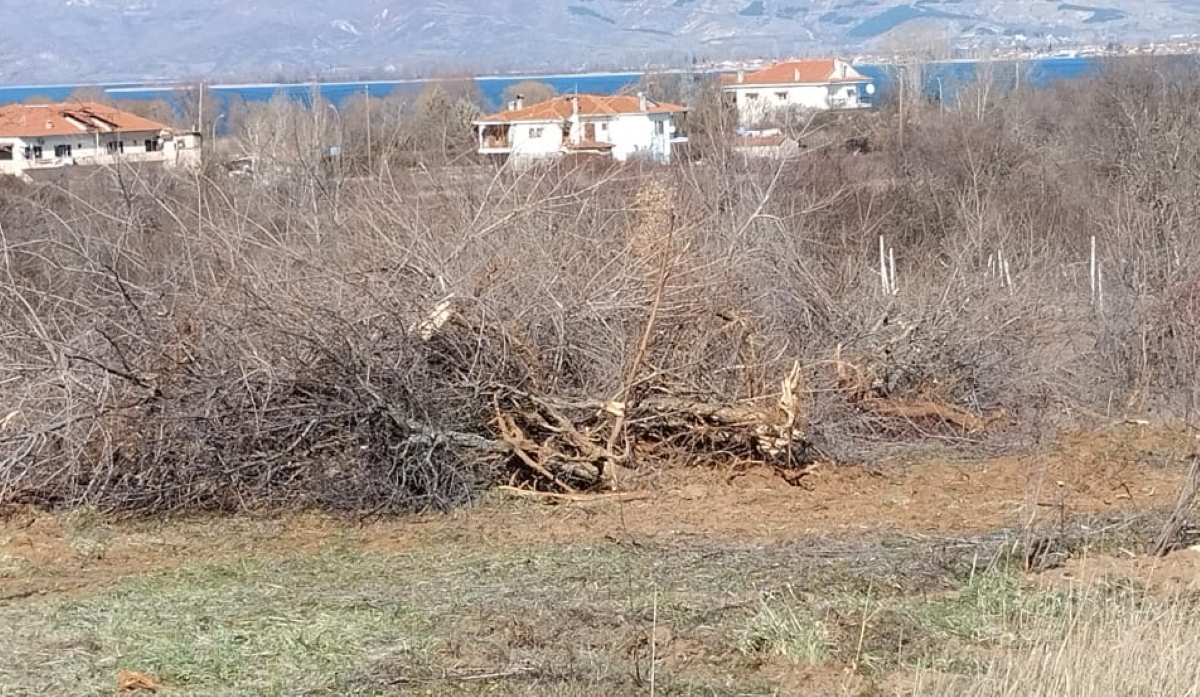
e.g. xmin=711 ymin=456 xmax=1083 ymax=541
xmin=0 ymin=0 xmax=1194 ymax=83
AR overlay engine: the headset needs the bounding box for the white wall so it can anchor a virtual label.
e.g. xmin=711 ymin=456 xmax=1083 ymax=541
xmin=0 ymin=130 xmax=178 ymax=176
xmin=506 ymin=121 xmax=564 ymax=161
xmin=729 ymin=83 xmax=866 ymax=125
xmin=601 ymin=113 xmax=677 ymax=164
xmin=163 ymin=132 xmax=202 ymax=169
xmin=481 ymin=111 xmax=680 ymax=165
xmin=828 ymin=84 xmax=864 ymax=108
xmin=0 ymin=138 xmax=21 ymax=176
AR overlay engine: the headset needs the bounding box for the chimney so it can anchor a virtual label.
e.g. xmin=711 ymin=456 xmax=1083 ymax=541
xmin=568 ymin=96 xmax=581 ymax=144
xmin=794 ymin=67 xmax=800 ymax=82
xmin=515 ymin=93 xmax=525 ymax=110
xmin=638 ymin=92 xmax=647 ymax=112
xmin=736 ymin=68 xmax=745 ymax=84
xmin=507 ymin=100 xmax=517 ymax=111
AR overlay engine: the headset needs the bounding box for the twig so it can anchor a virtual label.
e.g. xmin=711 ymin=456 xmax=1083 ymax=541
xmin=388 ymin=664 xmax=541 ymax=686
xmin=650 ymin=584 xmax=659 ymax=697
xmin=1153 ymin=454 xmax=1200 ymax=556
xmin=494 ymin=485 xmax=649 ymax=503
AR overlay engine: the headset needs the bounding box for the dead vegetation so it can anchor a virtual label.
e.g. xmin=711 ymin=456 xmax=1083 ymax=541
xmin=1 ymin=59 xmax=1200 ymax=513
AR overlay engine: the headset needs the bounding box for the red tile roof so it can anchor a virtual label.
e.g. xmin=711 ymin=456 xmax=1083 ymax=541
xmin=719 ymin=59 xmax=870 ymax=87
xmin=477 ymin=94 xmax=686 ymax=123
xmin=0 ymin=102 xmax=170 ymax=138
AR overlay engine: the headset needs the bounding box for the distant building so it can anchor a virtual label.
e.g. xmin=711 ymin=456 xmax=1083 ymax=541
xmin=0 ymin=102 xmax=201 ymax=180
xmin=720 ymin=58 xmax=873 ymax=126
xmin=731 ymin=129 xmax=802 ymax=160
xmin=473 ymin=93 xmax=688 ymax=166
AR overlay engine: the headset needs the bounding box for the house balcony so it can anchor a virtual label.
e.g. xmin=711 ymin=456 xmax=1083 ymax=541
xmin=479 ymin=135 xmax=512 ymax=153
xmin=476 ymin=125 xmax=513 ymax=154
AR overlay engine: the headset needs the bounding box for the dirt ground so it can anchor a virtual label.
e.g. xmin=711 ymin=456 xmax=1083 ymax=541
xmin=1 ymin=422 xmax=1193 ymax=603
xmin=1 ymin=422 xmax=1198 ymax=696
xmin=1034 ymin=547 xmax=1200 ymax=596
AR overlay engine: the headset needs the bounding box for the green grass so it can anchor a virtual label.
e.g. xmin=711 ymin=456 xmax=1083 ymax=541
xmin=736 ymin=586 xmax=834 ymax=664
xmin=0 ymin=529 xmax=1193 ymax=696
xmin=0 ymin=543 xmax=791 ymax=696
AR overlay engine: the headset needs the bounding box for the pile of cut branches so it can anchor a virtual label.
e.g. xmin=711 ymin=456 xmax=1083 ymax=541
xmin=488 ymin=361 xmax=827 ymax=492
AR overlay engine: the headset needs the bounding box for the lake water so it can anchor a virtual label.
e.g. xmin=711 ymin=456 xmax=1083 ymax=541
xmin=0 ymin=56 xmax=1160 ymax=115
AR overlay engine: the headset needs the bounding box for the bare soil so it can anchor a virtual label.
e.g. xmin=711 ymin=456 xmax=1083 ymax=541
xmin=1035 ymin=548 xmax=1200 ymax=597
xmin=1 ymin=423 xmax=1192 ymax=603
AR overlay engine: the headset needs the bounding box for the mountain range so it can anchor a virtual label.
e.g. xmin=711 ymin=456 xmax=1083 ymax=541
xmin=0 ymin=0 xmax=1195 ymax=84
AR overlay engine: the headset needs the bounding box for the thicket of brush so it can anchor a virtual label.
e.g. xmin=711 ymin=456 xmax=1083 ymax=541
xmin=2 ymin=59 xmax=1198 ymax=513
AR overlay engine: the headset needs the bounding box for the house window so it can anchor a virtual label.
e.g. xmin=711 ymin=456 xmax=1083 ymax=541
xmin=776 ymin=92 xmax=789 ymax=102
xmin=145 ymin=139 xmax=162 ymax=152
xmin=24 ymin=145 xmax=42 ymax=159
xmin=746 ymin=92 xmax=759 ymax=101
xmin=0 ymin=145 xmax=11 ymax=161
xmin=600 ymin=122 xmax=608 ymax=132
xmin=55 ymin=144 xmax=72 ymax=158
xmin=106 ymin=140 xmax=124 ymax=154
xmin=654 ymin=120 xmax=666 ymax=135
xmin=529 ymin=127 xmax=544 ymax=138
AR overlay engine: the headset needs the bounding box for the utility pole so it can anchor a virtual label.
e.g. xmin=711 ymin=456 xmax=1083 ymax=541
xmin=197 ymin=82 xmax=207 ymax=166
xmin=364 ymin=84 xmax=372 ymax=174
xmin=311 ymin=76 xmax=320 ymax=133
xmin=897 ymin=63 xmax=905 ymax=151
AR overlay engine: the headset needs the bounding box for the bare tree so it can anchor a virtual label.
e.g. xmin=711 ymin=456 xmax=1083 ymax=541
xmin=501 ymin=81 xmax=557 ymax=107
xmin=63 ymin=87 xmax=115 ymax=105
xmin=5 ymin=59 xmax=1200 ymax=513
xmin=411 ymin=84 xmax=482 ymax=165
xmin=879 ymin=21 xmax=951 ymax=148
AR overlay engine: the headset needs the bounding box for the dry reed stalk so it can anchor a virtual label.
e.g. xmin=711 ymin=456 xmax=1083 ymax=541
xmin=1153 ymin=454 xmax=1200 ymax=556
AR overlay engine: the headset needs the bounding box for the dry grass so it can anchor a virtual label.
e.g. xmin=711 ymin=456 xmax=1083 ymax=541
xmin=917 ymin=585 xmax=1200 ymax=696
xmin=2 ymin=514 xmax=1197 ymax=696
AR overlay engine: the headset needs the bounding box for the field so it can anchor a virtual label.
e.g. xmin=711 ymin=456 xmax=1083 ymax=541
xmin=5 ymin=61 xmax=1200 ymax=695
xmin=4 ymin=423 xmax=1200 ymax=695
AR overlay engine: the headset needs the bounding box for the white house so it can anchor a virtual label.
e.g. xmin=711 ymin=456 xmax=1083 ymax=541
xmin=720 ymin=58 xmax=873 ymax=126
xmin=0 ymin=102 xmax=202 ymax=180
xmin=473 ymin=93 xmax=687 ymax=165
